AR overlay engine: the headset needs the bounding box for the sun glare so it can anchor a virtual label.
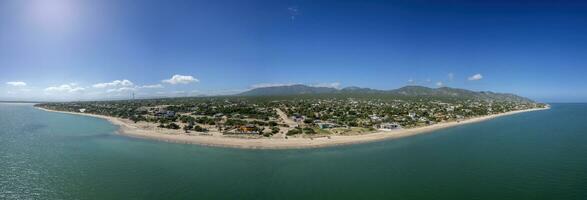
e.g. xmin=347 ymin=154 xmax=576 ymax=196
xmin=27 ymin=0 xmax=81 ymax=34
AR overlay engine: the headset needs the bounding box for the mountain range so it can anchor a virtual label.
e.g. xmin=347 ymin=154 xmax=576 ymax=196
xmin=238 ymin=84 xmax=534 ymax=102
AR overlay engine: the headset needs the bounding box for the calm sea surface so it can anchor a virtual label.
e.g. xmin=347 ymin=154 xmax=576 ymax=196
xmin=1 ymin=103 xmax=586 ymax=199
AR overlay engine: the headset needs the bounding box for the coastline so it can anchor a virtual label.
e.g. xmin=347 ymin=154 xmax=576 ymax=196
xmin=35 ymin=106 xmax=550 ymax=149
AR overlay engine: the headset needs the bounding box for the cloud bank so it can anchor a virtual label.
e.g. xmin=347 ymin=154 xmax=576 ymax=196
xmin=468 ymin=73 xmax=483 ymax=81
xmin=162 ymin=75 xmax=199 ymax=85
xmin=6 ymin=81 xmax=27 ymax=87
xmin=45 ymin=84 xmax=85 ymax=93
xmin=92 ymin=80 xmax=134 ymax=88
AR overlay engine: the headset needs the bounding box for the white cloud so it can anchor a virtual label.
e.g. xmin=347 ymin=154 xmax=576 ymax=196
xmin=312 ymin=82 xmax=341 ymax=89
xmin=106 ymin=87 xmax=136 ymax=93
xmin=448 ymin=73 xmax=454 ymax=81
xmin=140 ymin=84 xmax=164 ymax=89
xmin=92 ymin=80 xmax=134 ymax=88
xmin=162 ymin=75 xmax=199 ymax=85
xmin=407 ymin=78 xmax=415 ymax=85
xmin=436 ymin=81 xmax=444 ymax=87
xmin=6 ymin=81 xmax=27 ymax=87
xmin=44 ymin=84 xmax=85 ymax=93
xmin=468 ymin=73 xmax=483 ymax=81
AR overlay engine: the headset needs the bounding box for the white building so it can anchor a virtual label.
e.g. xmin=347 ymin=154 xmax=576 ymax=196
xmin=369 ymin=114 xmax=382 ymax=122
xmin=408 ymin=112 xmax=417 ymax=119
xmin=377 ymin=123 xmax=401 ymax=131
xmin=317 ymin=122 xmax=336 ymax=129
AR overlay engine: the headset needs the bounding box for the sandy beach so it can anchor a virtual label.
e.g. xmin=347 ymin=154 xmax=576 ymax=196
xmin=36 ymin=106 xmax=550 ymax=149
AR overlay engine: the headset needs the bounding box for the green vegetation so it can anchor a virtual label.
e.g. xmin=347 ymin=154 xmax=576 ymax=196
xmin=271 ymin=126 xmax=280 ymax=134
xmin=35 ymin=87 xmax=546 ymax=137
xmin=158 ymin=122 xmax=180 ymax=130
xmin=302 ymin=127 xmax=316 ymax=134
xmin=286 ymin=128 xmax=302 ymax=136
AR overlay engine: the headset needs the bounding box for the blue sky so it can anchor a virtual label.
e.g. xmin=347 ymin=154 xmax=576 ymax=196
xmin=1 ymin=0 xmax=586 ymax=102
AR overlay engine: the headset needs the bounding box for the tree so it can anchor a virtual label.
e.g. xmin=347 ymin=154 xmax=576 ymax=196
xmin=302 ymin=127 xmax=316 ymax=134
xmin=271 ymin=126 xmax=280 ymax=134
xmin=168 ymin=123 xmax=180 ymax=129
xmin=183 ymin=125 xmax=192 ymax=133
xmin=180 ymin=115 xmax=196 ymax=123
xmin=256 ymin=127 xmax=265 ymax=135
xmin=194 ymin=125 xmax=208 ymax=132
xmin=286 ymin=128 xmax=301 ymax=136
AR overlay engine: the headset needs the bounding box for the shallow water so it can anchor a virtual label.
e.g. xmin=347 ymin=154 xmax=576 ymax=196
xmin=1 ymin=103 xmax=586 ymax=199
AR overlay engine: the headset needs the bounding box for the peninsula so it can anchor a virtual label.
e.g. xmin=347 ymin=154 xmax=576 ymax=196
xmin=36 ymin=85 xmax=549 ymax=149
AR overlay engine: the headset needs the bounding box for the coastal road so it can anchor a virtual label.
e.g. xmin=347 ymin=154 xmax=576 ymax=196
xmin=275 ymin=108 xmax=297 ymax=128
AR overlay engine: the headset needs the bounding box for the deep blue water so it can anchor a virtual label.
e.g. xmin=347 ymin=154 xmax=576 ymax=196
xmin=1 ymin=103 xmax=586 ymax=199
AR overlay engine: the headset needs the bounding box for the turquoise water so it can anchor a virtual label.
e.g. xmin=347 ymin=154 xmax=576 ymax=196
xmin=1 ymin=103 xmax=586 ymax=199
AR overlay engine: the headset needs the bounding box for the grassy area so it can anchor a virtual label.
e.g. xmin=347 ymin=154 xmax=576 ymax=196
xmin=313 ymin=128 xmax=332 ymax=135
xmin=329 ymin=127 xmax=374 ymax=135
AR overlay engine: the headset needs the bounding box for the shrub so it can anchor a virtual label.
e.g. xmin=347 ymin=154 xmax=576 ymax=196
xmin=268 ymin=121 xmax=278 ymax=126
xmin=302 ymin=127 xmax=316 ymax=134
xmin=286 ymin=128 xmax=301 ymax=136
xmin=194 ymin=125 xmax=208 ymax=132
xmin=183 ymin=124 xmax=193 ymax=132
xmin=168 ymin=123 xmax=180 ymax=129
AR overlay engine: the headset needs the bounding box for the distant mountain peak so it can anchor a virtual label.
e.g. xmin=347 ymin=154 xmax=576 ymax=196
xmin=239 ymin=84 xmax=338 ymax=96
xmin=341 ymin=86 xmax=363 ymax=90
xmin=237 ymin=84 xmax=534 ymax=103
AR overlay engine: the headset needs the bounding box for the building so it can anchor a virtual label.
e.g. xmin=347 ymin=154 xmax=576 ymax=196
xmin=238 ymin=125 xmax=257 ymax=134
xmin=408 ymin=112 xmax=417 ymax=119
xmin=155 ymin=110 xmax=175 ymax=118
xmin=317 ymin=122 xmax=336 ymax=129
xmin=447 ymin=106 xmax=455 ymax=112
xmin=377 ymin=123 xmax=401 ymax=131
xmin=369 ymin=114 xmax=382 ymax=122
xmin=291 ymin=115 xmax=305 ymax=123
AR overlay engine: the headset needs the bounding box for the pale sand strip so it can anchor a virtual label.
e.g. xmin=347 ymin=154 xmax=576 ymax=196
xmin=36 ymin=106 xmax=550 ymax=149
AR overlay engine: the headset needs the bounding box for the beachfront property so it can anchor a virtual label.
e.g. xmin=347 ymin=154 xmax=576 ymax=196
xmin=237 ymin=125 xmax=258 ymax=134
xmin=377 ymin=123 xmax=401 ymax=131
xmin=35 ymin=93 xmax=547 ymax=138
xmin=317 ymin=122 xmax=337 ymax=129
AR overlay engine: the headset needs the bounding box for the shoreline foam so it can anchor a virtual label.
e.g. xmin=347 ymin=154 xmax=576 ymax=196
xmin=35 ymin=106 xmax=550 ymax=149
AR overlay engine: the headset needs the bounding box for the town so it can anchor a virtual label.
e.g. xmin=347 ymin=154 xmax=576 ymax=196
xmin=36 ymin=94 xmax=547 ymax=139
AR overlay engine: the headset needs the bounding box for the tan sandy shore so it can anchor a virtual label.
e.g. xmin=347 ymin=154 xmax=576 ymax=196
xmin=36 ymin=106 xmax=550 ymax=149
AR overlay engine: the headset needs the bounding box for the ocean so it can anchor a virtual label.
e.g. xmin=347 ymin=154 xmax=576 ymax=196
xmin=1 ymin=103 xmax=586 ymax=199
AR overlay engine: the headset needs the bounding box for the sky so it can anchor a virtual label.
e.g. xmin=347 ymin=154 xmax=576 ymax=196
xmin=1 ymin=0 xmax=586 ymax=102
